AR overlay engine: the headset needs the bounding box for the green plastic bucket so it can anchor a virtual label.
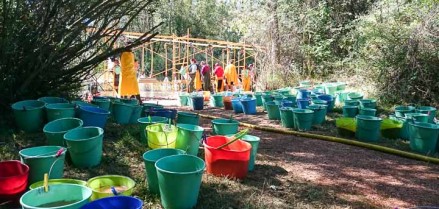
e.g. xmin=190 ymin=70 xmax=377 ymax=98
xmin=261 ymin=95 xmax=274 ymax=111
xmin=87 ymin=175 xmax=136 ymax=200
xmin=356 ymin=115 xmax=382 ymax=142
xmin=45 ymin=103 xmax=76 ymax=122
xmin=176 ymin=124 xmax=204 ymax=155
xmin=91 ymin=99 xmax=111 ymax=111
xmin=336 ymin=90 xmax=349 ymax=104
xmin=415 ymin=106 xmax=437 ymax=123
xmin=211 ymin=118 xmax=239 ymax=135
xmin=343 ymin=105 xmax=358 ymax=118
xmin=64 ymin=127 xmax=104 ymax=168
xmin=179 ymin=94 xmax=189 ymax=106
xmin=345 ymin=100 xmax=360 ymax=106
xmin=308 ymin=104 xmax=327 ymax=125
xmin=138 ymin=116 xmax=168 ymax=144
xmin=142 ymin=148 xmax=185 ymax=195
xmin=292 ymin=109 xmax=314 ymax=131
xmin=395 ymin=106 xmax=415 ymax=118
xmin=408 ymin=122 xmax=439 ymax=154
xmin=405 ymin=113 xmax=429 ymax=123
xmin=20 ymin=184 xmax=91 ymax=209
xmin=112 ymin=102 xmax=135 ymax=125
xmin=129 ymin=105 xmax=143 ymax=124
xmin=324 ymin=83 xmax=338 ymax=96
xmin=273 ymin=96 xmax=284 ymax=105
xmin=359 ymin=99 xmax=377 ymax=109
xmin=19 ymin=146 xmax=66 ymax=185
xmin=146 ymin=124 xmax=178 ymax=149
xmin=359 ymin=108 xmax=377 ymax=116
xmin=210 ymin=94 xmax=224 ymax=108
xmin=336 ymin=82 xmax=346 ymax=91
xmin=43 ymin=118 xmax=83 ymax=146
xmin=241 ymin=135 xmax=260 ymax=171
xmin=29 ymin=179 xmax=87 ymax=190
xmin=156 ymin=155 xmax=205 ymax=209
xmin=38 ymin=97 xmax=69 ymax=104
xmin=284 ymin=95 xmax=297 ymax=104
xmin=121 ymin=98 xmax=139 ymax=105
xmin=176 ymin=112 xmax=199 ymax=125
xmin=347 ymin=92 xmax=363 ymax=100
xmin=12 ymin=100 xmax=46 ymax=132
xmin=255 ymin=92 xmax=263 ymax=106
xmin=266 ymin=101 xmax=280 ymax=120
xmin=280 ymin=107 xmax=295 ymax=128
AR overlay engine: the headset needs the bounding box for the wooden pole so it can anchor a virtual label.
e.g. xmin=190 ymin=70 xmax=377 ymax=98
xmin=150 ymin=43 xmax=154 ymax=78
xmin=165 ymin=44 xmax=168 ymax=78
xmin=172 ymin=34 xmax=177 ymax=89
xmin=141 ymin=45 xmax=145 ymax=75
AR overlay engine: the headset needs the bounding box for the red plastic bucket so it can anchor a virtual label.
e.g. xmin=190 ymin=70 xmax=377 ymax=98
xmin=0 ymin=160 xmax=29 ymax=204
xmin=203 ymin=136 xmax=251 ymax=179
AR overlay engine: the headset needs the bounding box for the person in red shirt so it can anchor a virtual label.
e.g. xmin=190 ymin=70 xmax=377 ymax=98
xmin=213 ymin=63 xmax=224 ymax=92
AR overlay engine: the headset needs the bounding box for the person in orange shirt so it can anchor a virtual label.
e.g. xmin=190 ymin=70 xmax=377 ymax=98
xmin=213 ymin=63 xmax=224 ymax=92
xmin=241 ymin=65 xmax=252 ymax=91
xmin=119 ymin=48 xmax=141 ymax=103
xmin=224 ymin=59 xmax=238 ymax=91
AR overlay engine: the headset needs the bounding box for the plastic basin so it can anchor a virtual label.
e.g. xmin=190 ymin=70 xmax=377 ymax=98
xmin=316 ymin=94 xmax=334 ymax=112
xmin=296 ymin=99 xmax=310 ymax=109
xmin=87 ymin=175 xmax=136 ymax=201
xmin=345 ymin=100 xmax=360 ymax=106
xmin=91 ymin=99 xmax=111 ymax=111
xmin=296 ymin=89 xmax=311 ymax=100
xmin=211 ymin=118 xmax=239 ymax=135
xmin=80 ymin=196 xmax=143 ymax=209
xmin=359 ymin=108 xmax=377 ymax=116
xmin=308 ymin=104 xmax=327 ymax=125
xmin=12 ymin=100 xmax=45 ymax=132
xmin=211 ymin=94 xmax=224 ymax=108
xmin=64 ymin=127 xmax=104 ymax=168
xmin=191 ymin=96 xmax=204 ymax=110
xmin=231 ymin=98 xmax=243 ymax=114
xmin=347 ymin=92 xmax=363 ymax=100
xmin=112 ymin=102 xmax=135 ymax=125
xmin=43 ymin=118 xmax=83 ymax=146
xmin=146 ymin=124 xmax=177 ymax=149
xmin=359 ymin=99 xmax=377 ymax=109
xmin=415 ymin=106 xmax=437 ymax=123
xmin=280 ymin=107 xmax=294 ymax=128
xmin=254 ymin=92 xmax=263 ymax=106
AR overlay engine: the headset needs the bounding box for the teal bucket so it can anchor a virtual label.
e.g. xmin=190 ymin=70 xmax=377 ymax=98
xmin=43 ymin=118 xmax=83 ymax=146
xmin=177 ymin=112 xmax=200 ymax=125
xmin=45 ymin=103 xmax=76 ymax=122
xmin=91 ymin=99 xmax=111 ymax=111
xmin=210 ymin=94 xmax=224 ymax=108
xmin=64 ymin=127 xmax=104 ymax=168
xmin=129 ymin=105 xmax=143 ymax=124
xmin=347 ymin=92 xmax=363 ymax=100
xmin=408 ymin=122 xmax=439 ymax=155
xmin=292 ymin=109 xmax=314 ymax=131
xmin=176 ymin=124 xmax=204 ymax=156
xmin=356 ymin=115 xmax=382 ymax=142
xmin=38 ymin=97 xmax=69 ymax=104
xmin=415 ymin=106 xmax=437 ymax=123
xmin=345 ymin=100 xmax=360 ymax=106
xmin=241 ymin=135 xmax=260 ymax=171
xmin=359 ymin=108 xmax=376 ymax=116
xmin=211 ymin=118 xmax=239 ymax=135
xmin=179 ymin=94 xmax=189 ymax=106
xmin=324 ymin=83 xmax=338 ymax=96
xmin=284 ymin=95 xmax=297 ymax=104
xmin=261 ymin=95 xmax=274 ymax=111
xmin=280 ymin=107 xmax=294 ymax=128
xmin=255 ymin=92 xmax=263 ymax=106
xmin=308 ymin=104 xmax=327 ymax=125
xmin=336 ymin=90 xmax=349 ymax=104
xmin=112 ymin=102 xmax=135 ymax=125
xmin=405 ymin=113 xmax=429 ymax=123
xmin=359 ymin=99 xmax=377 ymax=109
xmin=20 ymin=184 xmax=92 ymax=209
xmin=138 ymin=116 xmax=168 ymax=144
xmin=142 ymin=149 xmax=185 ymax=195
xmin=343 ymin=105 xmax=358 ymax=118
xmin=156 ymin=155 xmax=205 ymax=209
xmin=395 ymin=106 xmax=415 ymax=118
xmin=273 ymin=96 xmax=284 ymax=105
xmin=266 ymin=101 xmax=280 ymax=120
xmin=336 ymin=82 xmax=346 ymax=91
xmin=19 ymin=146 xmax=66 ymax=185
xmin=12 ymin=100 xmax=46 ymax=133
xmin=121 ymin=98 xmax=139 ymax=105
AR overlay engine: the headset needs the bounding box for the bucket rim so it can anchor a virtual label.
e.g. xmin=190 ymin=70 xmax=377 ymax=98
xmin=176 ymin=123 xmax=204 ymax=132
xmin=177 ymin=111 xmax=198 ymax=117
xmin=356 ymin=115 xmax=382 ymax=121
xmin=410 ymin=122 xmax=439 ymax=130
xmin=146 ymin=123 xmax=177 ymax=132
xmin=212 ymin=118 xmax=239 ymax=125
xmin=204 ymin=136 xmax=252 ymax=152
xmin=64 ymin=127 xmax=104 ymax=142
xmin=86 ymin=175 xmax=136 ymax=193
xmin=83 ymin=196 xmax=143 ymax=207
xmin=45 ymin=103 xmax=76 ymax=109
xmin=29 ymin=178 xmax=87 ymax=190
xmin=416 ymin=106 xmax=437 ymax=111
xmin=11 ymin=100 xmax=46 ymax=110
xmin=79 ymin=106 xmax=110 ymax=115
xmin=155 ymin=155 xmax=205 ymax=175
xmin=137 ymin=116 xmax=168 ymax=124
xmin=0 ymin=160 xmax=29 ymax=179
xmin=91 ymin=98 xmax=111 ymax=103
xmin=292 ymin=109 xmax=314 ymax=114
xmin=19 ymin=146 xmax=66 ymax=159
xmin=142 ymin=148 xmax=186 ymax=163
xmin=43 ymin=118 xmax=83 ymax=134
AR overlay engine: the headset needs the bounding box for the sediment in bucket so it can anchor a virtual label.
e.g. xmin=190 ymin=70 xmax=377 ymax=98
xmin=359 ymin=108 xmax=377 ymax=116
xmin=203 ymin=136 xmax=251 ymax=179
xmin=0 ymin=161 xmax=29 ymax=203
xmin=356 ymin=115 xmax=382 ymax=142
xmin=91 ymin=99 xmax=111 ymax=111
xmin=292 ymin=109 xmax=314 ymax=131
xmin=408 ymin=122 xmax=439 ymax=155
xmin=343 ymin=105 xmax=358 ymax=118
xmin=138 ymin=116 xmax=168 ymax=144
xmin=112 ymin=102 xmax=135 ymax=125
xmin=129 ymin=105 xmax=143 ymax=124
xmin=280 ymin=107 xmax=294 ymax=128
xmin=45 ymin=103 xmax=76 ymax=122
xmin=79 ymin=196 xmax=143 ymax=209
xmin=415 ymin=106 xmax=437 ymax=123
xmin=308 ymin=104 xmax=327 ymax=125
xmin=240 ymin=98 xmax=257 ymax=115
xmin=191 ymin=96 xmax=204 ymax=110
xmin=87 ymin=175 xmax=136 ymax=201
xmin=64 ymin=127 xmax=104 ymax=168
xmin=19 ymin=146 xmax=66 ymax=185
xmin=146 ymin=124 xmax=178 ymax=149
xmin=38 ymin=97 xmax=69 ymax=104
xmin=142 ymin=149 xmax=185 ymax=195
xmin=20 ymin=184 xmax=92 ymax=209
xmin=12 ymin=100 xmax=46 ymax=133
xmin=211 ymin=118 xmax=239 ymax=135
xmin=266 ymin=101 xmax=281 ymax=120
xmin=156 ymin=155 xmax=205 ymax=209
xmin=43 ymin=118 xmax=83 ymax=146
xmin=78 ymin=106 xmax=110 ymax=129
xmin=176 ymin=112 xmax=200 ymax=125
xmin=176 ymin=124 xmax=204 ymax=155
xmin=231 ymin=98 xmax=244 ymax=114
xmin=211 ymin=94 xmax=224 ymax=107
xmin=29 ymin=179 xmax=86 ymax=190
xmin=241 ymin=135 xmax=260 ymax=171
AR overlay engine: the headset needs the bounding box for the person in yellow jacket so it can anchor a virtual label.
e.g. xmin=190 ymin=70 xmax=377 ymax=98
xmin=241 ymin=65 xmax=252 ymax=91
xmin=224 ymin=59 xmax=238 ymax=91
xmin=189 ymin=59 xmax=202 ymax=92
xmin=119 ymin=49 xmax=141 ymax=103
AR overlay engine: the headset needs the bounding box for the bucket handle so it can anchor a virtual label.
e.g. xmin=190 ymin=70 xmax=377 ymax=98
xmin=111 ymin=186 xmax=120 ymax=196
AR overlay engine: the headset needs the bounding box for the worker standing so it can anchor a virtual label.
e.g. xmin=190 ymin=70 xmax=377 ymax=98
xmin=201 ymin=61 xmax=211 ymax=92
xmin=213 ymin=63 xmax=224 ymax=92
xmin=241 ymin=65 xmax=252 ymax=91
xmin=119 ymin=48 xmax=141 ymax=103
xmin=224 ymin=59 xmax=238 ymax=91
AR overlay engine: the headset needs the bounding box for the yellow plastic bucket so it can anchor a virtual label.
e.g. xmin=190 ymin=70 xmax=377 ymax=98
xmin=87 ymin=175 xmax=136 ymax=201
xmin=146 ymin=124 xmax=177 ymax=149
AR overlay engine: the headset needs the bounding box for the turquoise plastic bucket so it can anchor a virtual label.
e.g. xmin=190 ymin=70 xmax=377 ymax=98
xmin=292 ymin=109 xmax=314 ymax=131
xmin=395 ymin=106 xmax=415 ymax=118
xmin=408 ymin=122 xmax=439 ymax=155
xmin=240 ymin=98 xmax=257 ymax=115
xmin=359 ymin=99 xmax=377 ymax=109
xmin=176 ymin=124 xmax=204 ymax=155
xmin=12 ymin=100 xmax=46 ymax=132
xmin=212 ymin=118 xmax=239 ymax=135
xmin=266 ymin=101 xmax=280 ymax=120
xmin=336 ymin=82 xmax=346 ymax=91
xmin=261 ymin=95 xmax=274 ymax=110
xmin=138 ymin=116 xmax=168 ymax=144
xmin=176 ymin=112 xmax=199 ymax=125
xmin=45 ymin=103 xmax=76 ymax=122
xmin=19 ymin=146 xmax=66 ymax=185
xmin=156 ymin=155 xmax=205 ymax=209
xmin=241 ymin=135 xmax=260 ymax=171
xmin=359 ymin=108 xmax=377 ymax=116
xmin=345 ymin=100 xmax=360 ymax=106
xmin=112 ymin=102 xmax=135 ymax=125
xmin=347 ymin=92 xmax=363 ymax=100
xmin=405 ymin=113 xmax=429 ymax=123
xmin=38 ymin=97 xmax=69 ymax=104
xmin=129 ymin=105 xmax=143 ymax=124
xmin=336 ymin=90 xmax=349 ymax=104
xmin=415 ymin=106 xmax=437 ymax=123
xmin=142 ymin=149 xmax=185 ymax=195
xmin=343 ymin=105 xmax=358 ymax=118
xmin=308 ymin=104 xmax=327 ymax=125
xmin=20 ymin=184 xmax=92 ymax=209
xmin=255 ymin=92 xmax=263 ymax=106
xmin=91 ymin=99 xmax=111 ymax=111
xmin=64 ymin=127 xmax=104 ymax=168
xmin=179 ymin=94 xmax=189 ymax=106
xmin=211 ymin=94 xmax=224 ymax=108
xmin=280 ymin=107 xmax=294 ymax=128
xmin=43 ymin=118 xmax=83 ymax=146
xmin=324 ymin=83 xmax=338 ymax=96
xmin=356 ymin=115 xmax=382 ymax=142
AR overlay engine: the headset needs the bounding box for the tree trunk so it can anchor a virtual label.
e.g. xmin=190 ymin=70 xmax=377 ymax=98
xmin=268 ymin=0 xmax=280 ymax=65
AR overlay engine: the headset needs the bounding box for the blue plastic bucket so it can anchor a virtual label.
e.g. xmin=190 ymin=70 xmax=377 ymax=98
xmin=240 ymin=98 xmax=257 ymax=115
xmin=231 ymin=98 xmax=244 ymax=114
xmin=79 ymin=106 xmax=110 ymax=129
xmin=191 ymin=97 xmax=204 ymax=110
xmin=317 ymin=94 xmax=334 ymax=112
xmin=296 ymin=89 xmax=311 ymax=100
xmin=296 ymin=99 xmax=310 ymax=109
xmin=79 ymin=196 xmax=143 ymax=209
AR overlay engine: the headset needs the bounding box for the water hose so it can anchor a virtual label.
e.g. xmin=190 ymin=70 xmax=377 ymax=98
xmin=198 ymin=113 xmax=439 ymax=164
